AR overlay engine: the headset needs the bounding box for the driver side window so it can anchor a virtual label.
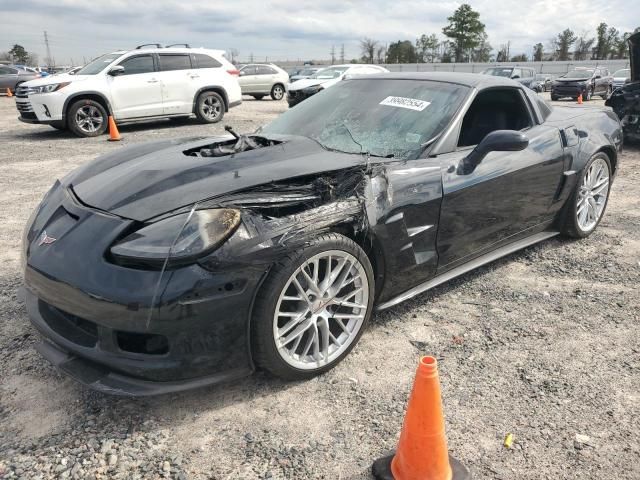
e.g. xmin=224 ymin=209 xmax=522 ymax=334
xmin=458 ymin=88 xmax=533 ymax=148
xmin=118 ymin=55 xmax=154 ymax=75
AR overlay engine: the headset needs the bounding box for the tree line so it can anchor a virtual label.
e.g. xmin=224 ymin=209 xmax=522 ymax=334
xmin=0 ymin=44 xmax=39 ymax=66
xmin=359 ymin=4 xmax=638 ymax=64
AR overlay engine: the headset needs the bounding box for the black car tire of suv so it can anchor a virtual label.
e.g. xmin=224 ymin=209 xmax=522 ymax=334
xmin=271 ymin=84 xmax=285 ymax=101
xmin=68 ymin=99 xmax=108 ymax=138
xmin=195 ymin=91 xmax=225 ymax=124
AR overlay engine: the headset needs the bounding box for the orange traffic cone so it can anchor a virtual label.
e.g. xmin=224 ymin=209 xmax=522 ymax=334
xmin=577 ymin=93 xmax=583 ymax=104
xmin=107 ymin=116 xmax=121 ymax=141
xmin=372 ymin=356 xmax=471 ymax=480
xmin=6 ymin=88 xmax=13 ymax=97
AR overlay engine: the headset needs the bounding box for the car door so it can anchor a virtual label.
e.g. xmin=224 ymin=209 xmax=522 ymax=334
xmin=108 ymin=54 xmax=163 ymax=119
xmin=157 ymin=53 xmax=194 ymax=115
xmin=256 ymin=66 xmax=277 ymax=92
xmin=0 ymin=66 xmax=18 ymax=90
xmin=435 ymin=87 xmax=565 ymax=270
xmin=238 ymin=66 xmax=259 ymax=93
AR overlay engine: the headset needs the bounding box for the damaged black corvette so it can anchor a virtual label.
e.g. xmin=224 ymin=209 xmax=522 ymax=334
xmin=606 ymin=32 xmax=640 ymax=141
xmin=23 ymin=72 xmax=623 ymax=396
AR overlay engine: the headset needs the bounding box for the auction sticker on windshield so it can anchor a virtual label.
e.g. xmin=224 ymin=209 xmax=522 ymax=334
xmin=379 ymin=96 xmax=431 ymax=111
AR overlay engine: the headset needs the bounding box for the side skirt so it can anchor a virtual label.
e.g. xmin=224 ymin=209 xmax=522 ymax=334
xmin=376 ymin=231 xmax=559 ymax=311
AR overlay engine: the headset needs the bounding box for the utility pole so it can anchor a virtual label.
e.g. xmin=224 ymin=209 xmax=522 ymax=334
xmin=330 ymin=45 xmax=336 ymax=65
xmin=340 ymin=44 xmax=345 ymax=63
xmin=43 ymin=30 xmax=53 ymax=67
xmin=249 ymin=52 xmax=254 ymax=63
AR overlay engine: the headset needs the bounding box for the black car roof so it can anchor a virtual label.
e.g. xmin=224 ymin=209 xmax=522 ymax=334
xmin=350 ymin=71 xmax=522 ymax=88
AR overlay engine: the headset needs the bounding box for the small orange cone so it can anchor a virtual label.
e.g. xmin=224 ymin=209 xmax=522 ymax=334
xmin=577 ymin=93 xmax=583 ymax=104
xmin=372 ymin=356 xmax=471 ymax=480
xmin=107 ymin=115 xmax=121 ymax=141
xmin=6 ymin=88 xmax=13 ymax=97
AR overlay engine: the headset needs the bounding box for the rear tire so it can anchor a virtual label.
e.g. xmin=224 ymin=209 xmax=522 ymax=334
xmin=251 ymin=233 xmax=374 ymax=381
xmin=270 ymin=84 xmax=285 ymax=101
xmin=560 ymin=152 xmax=612 ymax=239
xmin=195 ymin=91 xmax=225 ymax=124
xmin=67 ymin=99 xmax=108 ymax=138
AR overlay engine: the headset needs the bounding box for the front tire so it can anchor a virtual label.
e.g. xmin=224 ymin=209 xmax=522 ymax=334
xmin=560 ymin=152 xmax=612 ymax=238
xmin=270 ymin=84 xmax=285 ymax=101
xmin=68 ymin=99 xmax=108 ymax=137
xmin=251 ymin=233 xmax=375 ymax=380
xmin=195 ymin=91 xmax=224 ymax=123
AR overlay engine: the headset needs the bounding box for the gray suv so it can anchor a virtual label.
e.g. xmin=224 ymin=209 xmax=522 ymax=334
xmin=481 ymin=66 xmax=537 ymax=90
xmin=0 ymin=65 xmax=40 ymax=93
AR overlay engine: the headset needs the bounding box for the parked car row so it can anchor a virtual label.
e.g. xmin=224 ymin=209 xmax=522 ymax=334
xmin=0 ymin=65 xmax=42 ymax=93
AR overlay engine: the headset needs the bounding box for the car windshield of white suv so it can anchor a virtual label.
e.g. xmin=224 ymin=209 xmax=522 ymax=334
xmin=262 ymin=79 xmax=467 ymax=159
xmin=482 ymin=68 xmax=513 ymax=77
xmin=563 ymin=69 xmax=593 ymax=79
xmin=75 ymin=53 xmax=123 ymax=75
xmin=311 ymin=67 xmax=349 ymax=79
xmin=613 ymin=69 xmax=630 ymax=78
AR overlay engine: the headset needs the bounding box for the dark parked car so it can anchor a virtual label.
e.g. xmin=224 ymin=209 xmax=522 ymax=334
xmin=23 ymin=72 xmax=622 ymax=395
xmin=607 ymin=33 xmax=640 ymax=141
xmin=0 ymin=65 xmax=40 ymax=93
xmin=551 ymin=67 xmax=613 ymax=101
xmin=481 ymin=66 xmax=537 ymax=90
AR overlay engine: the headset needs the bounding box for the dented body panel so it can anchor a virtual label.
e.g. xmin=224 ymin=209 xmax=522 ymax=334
xmin=22 ymin=73 xmax=623 ymax=395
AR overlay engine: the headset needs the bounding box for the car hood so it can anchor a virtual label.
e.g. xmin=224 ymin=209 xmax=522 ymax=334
xmin=67 ymin=135 xmax=366 ymax=221
xmin=630 ymin=32 xmax=640 ymax=82
xmin=289 ymin=77 xmax=337 ymax=91
xmin=23 ymin=73 xmax=89 ymax=87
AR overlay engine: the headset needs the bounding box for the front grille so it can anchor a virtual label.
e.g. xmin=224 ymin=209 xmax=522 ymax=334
xmin=15 ymin=85 xmax=36 ymax=99
xmin=16 ymin=101 xmax=34 ymax=113
xmin=39 ymin=301 xmax=99 ymax=348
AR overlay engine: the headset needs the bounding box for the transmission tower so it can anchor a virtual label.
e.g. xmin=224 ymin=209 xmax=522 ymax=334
xmin=43 ymin=31 xmax=54 ymax=67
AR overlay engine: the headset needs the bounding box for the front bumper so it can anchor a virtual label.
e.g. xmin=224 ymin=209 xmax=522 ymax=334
xmin=552 ymin=83 xmax=589 ymax=98
xmin=15 ymin=85 xmax=65 ymax=123
xmin=287 ymin=89 xmax=317 ymax=107
xmin=23 ymin=183 xmax=264 ymax=395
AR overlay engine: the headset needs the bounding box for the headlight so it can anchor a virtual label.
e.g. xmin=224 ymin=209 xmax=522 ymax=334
xmin=302 ymin=84 xmax=323 ymax=94
xmin=32 ymin=82 xmax=71 ymax=94
xmin=111 ymin=208 xmax=241 ymax=268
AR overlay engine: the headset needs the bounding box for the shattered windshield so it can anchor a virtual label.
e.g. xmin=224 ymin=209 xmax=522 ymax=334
xmin=563 ymin=69 xmax=593 ymax=79
xmin=262 ymin=79 xmax=467 ymax=159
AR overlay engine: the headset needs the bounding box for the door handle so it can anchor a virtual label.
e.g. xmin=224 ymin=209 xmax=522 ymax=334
xmin=147 ymin=79 xmax=159 ymax=83
xmin=189 ymin=74 xmax=200 ymax=79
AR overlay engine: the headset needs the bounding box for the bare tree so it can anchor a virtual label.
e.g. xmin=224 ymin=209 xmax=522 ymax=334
xmin=360 ymin=37 xmax=378 ymax=64
xmin=376 ymin=45 xmax=386 ymax=64
xmin=574 ymin=31 xmax=595 ymax=61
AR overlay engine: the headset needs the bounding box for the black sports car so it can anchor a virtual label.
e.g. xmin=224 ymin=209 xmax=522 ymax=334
xmin=23 ymin=72 xmax=623 ymax=396
xmin=606 ymin=32 xmax=640 ymax=141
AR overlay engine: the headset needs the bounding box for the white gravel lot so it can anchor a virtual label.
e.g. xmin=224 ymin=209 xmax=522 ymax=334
xmin=0 ymin=93 xmax=639 ymax=480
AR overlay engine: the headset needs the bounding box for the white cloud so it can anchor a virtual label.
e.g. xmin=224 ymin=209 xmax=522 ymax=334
xmin=0 ymin=0 xmax=637 ymax=65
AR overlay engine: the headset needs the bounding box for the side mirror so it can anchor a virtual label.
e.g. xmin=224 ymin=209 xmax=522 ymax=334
xmin=458 ymin=130 xmax=529 ymax=175
xmin=511 ymin=75 xmax=520 ymax=79
xmin=108 ymin=65 xmax=125 ymax=76
xmin=595 ymin=75 xmax=602 ymax=79
xmin=239 ymin=70 xmax=246 ymax=76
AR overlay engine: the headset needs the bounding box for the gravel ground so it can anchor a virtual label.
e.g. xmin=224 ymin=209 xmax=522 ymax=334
xmin=0 ymin=93 xmax=638 ymax=480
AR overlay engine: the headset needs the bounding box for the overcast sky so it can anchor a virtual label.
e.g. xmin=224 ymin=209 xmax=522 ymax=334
xmin=0 ymin=0 xmax=638 ymax=65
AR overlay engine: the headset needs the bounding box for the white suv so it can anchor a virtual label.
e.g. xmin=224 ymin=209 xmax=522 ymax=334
xmin=15 ymin=44 xmax=242 ymax=137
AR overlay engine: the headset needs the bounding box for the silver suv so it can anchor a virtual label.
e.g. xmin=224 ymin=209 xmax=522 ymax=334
xmin=238 ymin=64 xmax=288 ymax=100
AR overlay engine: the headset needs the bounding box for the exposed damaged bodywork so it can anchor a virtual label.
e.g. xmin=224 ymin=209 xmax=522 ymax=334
xmin=23 ymin=73 xmax=623 ymax=395
xmin=606 ymin=32 xmax=640 ymax=141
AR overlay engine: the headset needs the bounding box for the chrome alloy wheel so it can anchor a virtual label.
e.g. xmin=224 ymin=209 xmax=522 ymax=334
xmin=577 ymin=157 xmax=610 ymax=232
xmin=75 ymin=105 xmax=103 ymax=134
xmin=272 ymin=85 xmax=284 ymax=99
xmin=273 ymin=250 xmax=370 ymax=370
xmin=201 ymin=95 xmax=222 ymax=120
